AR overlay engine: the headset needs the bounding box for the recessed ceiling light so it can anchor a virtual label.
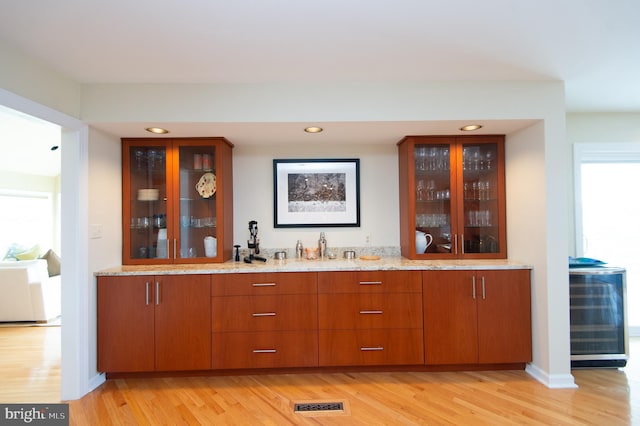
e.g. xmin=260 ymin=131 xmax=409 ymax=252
xmin=304 ymin=126 xmax=323 ymax=133
xmin=145 ymin=127 xmax=170 ymax=134
xmin=460 ymin=124 xmax=483 ymax=131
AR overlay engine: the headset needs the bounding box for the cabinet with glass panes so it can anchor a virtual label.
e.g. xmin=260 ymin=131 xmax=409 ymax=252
xmin=397 ymin=135 xmax=506 ymax=259
xmin=122 ymin=137 xmax=233 ymax=264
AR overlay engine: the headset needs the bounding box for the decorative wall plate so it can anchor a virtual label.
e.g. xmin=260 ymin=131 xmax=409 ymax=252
xmin=196 ymin=172 xmax=216 ymax=198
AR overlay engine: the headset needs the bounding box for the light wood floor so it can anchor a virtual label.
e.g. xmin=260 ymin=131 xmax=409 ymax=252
xmin=2 ymin=326 xmax=640 ymax=425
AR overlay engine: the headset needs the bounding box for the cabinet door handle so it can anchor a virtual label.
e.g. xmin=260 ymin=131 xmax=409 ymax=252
xmin=359 ymin=310 xmax=383 ymax=315
xmin=252 ymin=349 xmax=277 ymax=353
xmin=252 ymin=312 xmax=276 ymax=317
xmin=155 ymin=281 xmax=160 ymax=305
xmin=145 ymin=282 xmax=150 ymax=306
xmin=173 ymin=239 xmax=177 ymax=259
xmin=454 ymin=234 xmax=458 ymax=254
xmin=359 ymin=281 xmax=382 ymax=285
xmin=481 ymin=276 xmax=486 ymax=300
xmin=472 ymin=276 xmax=476 ymax=299
xmin=360 ymin=347 xmax=384 ymax=351
xmin=252 ymin=282 xmax=276 ymax=287
xmin=461 ymin=233 xmax=465 ymax=254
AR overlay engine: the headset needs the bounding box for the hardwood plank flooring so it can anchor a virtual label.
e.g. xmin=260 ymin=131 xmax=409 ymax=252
xmin=2 ymin=326 xmax=640 ymax=424
xmin=0 ymin=325 xmax=60 ymax=403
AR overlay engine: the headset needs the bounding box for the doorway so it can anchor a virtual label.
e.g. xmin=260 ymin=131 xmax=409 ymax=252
xmin=1 ymin=88 xmax=89 ymax=400
xmin=574 ymin=143 xmax=640 ymax=335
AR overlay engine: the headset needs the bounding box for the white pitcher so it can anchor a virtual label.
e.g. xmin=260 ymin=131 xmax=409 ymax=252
xmin=204 ymin=236 xmax=217 ymax=257
xmin=415 ymin=230 xmax=433 ymax=254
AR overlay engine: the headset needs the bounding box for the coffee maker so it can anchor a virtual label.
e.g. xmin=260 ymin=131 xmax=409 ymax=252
xmin=244 ymin=220 xmax=266 ymax=263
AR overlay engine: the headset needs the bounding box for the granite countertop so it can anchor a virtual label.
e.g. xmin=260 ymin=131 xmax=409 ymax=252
xmin=95 ymin=256 xmax=532 ymax=276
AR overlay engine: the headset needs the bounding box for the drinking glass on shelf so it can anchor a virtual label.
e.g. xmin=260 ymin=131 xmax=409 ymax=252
xmin=415 ymin=146 xmax=427 ymax=171
xmin=441 ymin=147 xmax=449 ymax=171
xmin=485 ymin=150 xmax=494 ymax=170
xmin=134 ymin=149 xmax=144 ymax=170
xmin=416 ymin=180 xmax=426 ymax=201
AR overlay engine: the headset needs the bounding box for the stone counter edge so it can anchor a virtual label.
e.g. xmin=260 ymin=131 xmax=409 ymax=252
xmin=95 ymin=257 xmax=533 ymax=276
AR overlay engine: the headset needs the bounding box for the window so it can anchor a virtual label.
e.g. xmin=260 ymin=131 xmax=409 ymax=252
xmin=0 ymin=190 xmax=53 ymax=256
xmin=574 ymin=143 xmax=640 ymax=333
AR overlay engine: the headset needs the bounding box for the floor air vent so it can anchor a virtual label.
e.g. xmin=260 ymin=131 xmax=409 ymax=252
xmin=294 ymin=402 xmax=344 ymax=412
xmin=293 ymin=400 xmax=350 ymax=417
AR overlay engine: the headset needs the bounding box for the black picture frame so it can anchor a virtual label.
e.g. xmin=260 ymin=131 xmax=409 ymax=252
xmin=273 ymin=158 xmax=360 ymax=228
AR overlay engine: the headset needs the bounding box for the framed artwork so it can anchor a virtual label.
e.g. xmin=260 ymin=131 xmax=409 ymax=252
xmin=273 ymin=158 xmax=360 ymax=227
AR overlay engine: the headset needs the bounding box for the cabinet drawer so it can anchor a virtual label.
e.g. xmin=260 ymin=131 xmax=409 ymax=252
xmin=318 ymin=271 xmax=422 ymax=294
xmin=212 ymin=331 xmax=318 ymax=369
xmin=319 ymin=329 xmax=424 ymax=366
xmin=211 ymin=272 xmax=317 ymax=296
xmin=212 ymin=294 xmax=318 ymax=332
xmin=318 ymin=293 xmax=422 ymax=329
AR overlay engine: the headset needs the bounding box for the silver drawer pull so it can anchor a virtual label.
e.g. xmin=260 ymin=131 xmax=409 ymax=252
xmin=359 ymin=310 xmax=383 ymax=315
xmin=252 ymin=312 xmax=276 ymax=317
xmin=253 ymin=349 xmax=277 ymax=353
xmin=252 ymin=282 xmax=277 ymax=287
xmin=360 ymin=347 xmax=384 ymax=351
xmin=359 ymin=281 xmax=382 ymax=285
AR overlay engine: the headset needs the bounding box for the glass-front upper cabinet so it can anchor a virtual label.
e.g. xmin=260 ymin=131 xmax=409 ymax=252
xmin=124 ymin=143 xmax=169 ymax=262
xmin=397 ymin=135 xmax=506 ymax=259
xmin=122 ymin=137 xmax=234 ymax=264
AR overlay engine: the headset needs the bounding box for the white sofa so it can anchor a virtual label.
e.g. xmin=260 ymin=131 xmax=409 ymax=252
xmin=0 ymin=259 xmax=61 ymax=322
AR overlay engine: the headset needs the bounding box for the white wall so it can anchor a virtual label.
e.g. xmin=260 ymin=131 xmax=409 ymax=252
xmin=87 ymin=127 xmax=122 ymax=384
xmin=0 ymin=39 xmax=81 ymax=119
xmin=232 ymin=143 xmax=398 ymax=251
xmin=506 ymin=121 xmax=574 ymax=387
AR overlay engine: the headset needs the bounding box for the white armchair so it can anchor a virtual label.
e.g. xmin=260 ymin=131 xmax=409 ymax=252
xmin=0 ymin=259 xmax=61 ymax=322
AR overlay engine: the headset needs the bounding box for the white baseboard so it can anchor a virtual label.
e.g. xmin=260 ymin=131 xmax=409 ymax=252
xmin=88 ymin=373 xmax=106 ymax=393
xmin=526 ymin=363 xmax=578 ymax=389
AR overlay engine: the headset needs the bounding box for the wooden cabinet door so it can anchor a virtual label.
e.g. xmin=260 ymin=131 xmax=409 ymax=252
xmin=319 ymin=329 xmax=424 ymax=366
xmin=212 ymin=331 xmax=319 ymax=369
xmin=122 ymin=137 xmax=234 ymax=265
xmin=476 ymin=269 xmax=532 ymax=363
xmin=423 ymin=270 xmax=478 ymax=364
xmin=318 ymin=293 xmax=423 ymax=329
xmin=212 ymin=294 xmax=318 ymax=332
xmin=211 ymin=272 xmax=317 ymax=296
xmin=318 ymin=270 xmax=422 ymax=294
xmin=398 ymin=135 xmax=506 ymax=260
xmin=154 ymin=274 xmax=211 ymax=371
xmin=97 ymin=276 xmax=155 ymax=372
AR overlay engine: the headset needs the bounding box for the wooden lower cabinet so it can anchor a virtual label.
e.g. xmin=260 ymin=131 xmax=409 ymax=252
xmin=211 ymin=272 xmax=318 ymax=369
xmin=318 ymin=270 xmax=424 ymax=366
xmin=97 ymin=274 xmax=211 ymax=373
xmin=423 ymin=269 xmax=532 ymax=365
xmin=98 ymin=268 xmax=532 ymax=375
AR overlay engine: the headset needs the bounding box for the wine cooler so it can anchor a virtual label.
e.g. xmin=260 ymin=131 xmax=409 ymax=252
xmin=569 ymin=267 xmax=628 ymax=368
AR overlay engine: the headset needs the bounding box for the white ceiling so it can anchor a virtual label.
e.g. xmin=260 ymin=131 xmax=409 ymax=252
xmin=0 ymin=105 xmax=61 ymax=177
xmin=0 ymin=0 xmax=639 ymax=175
